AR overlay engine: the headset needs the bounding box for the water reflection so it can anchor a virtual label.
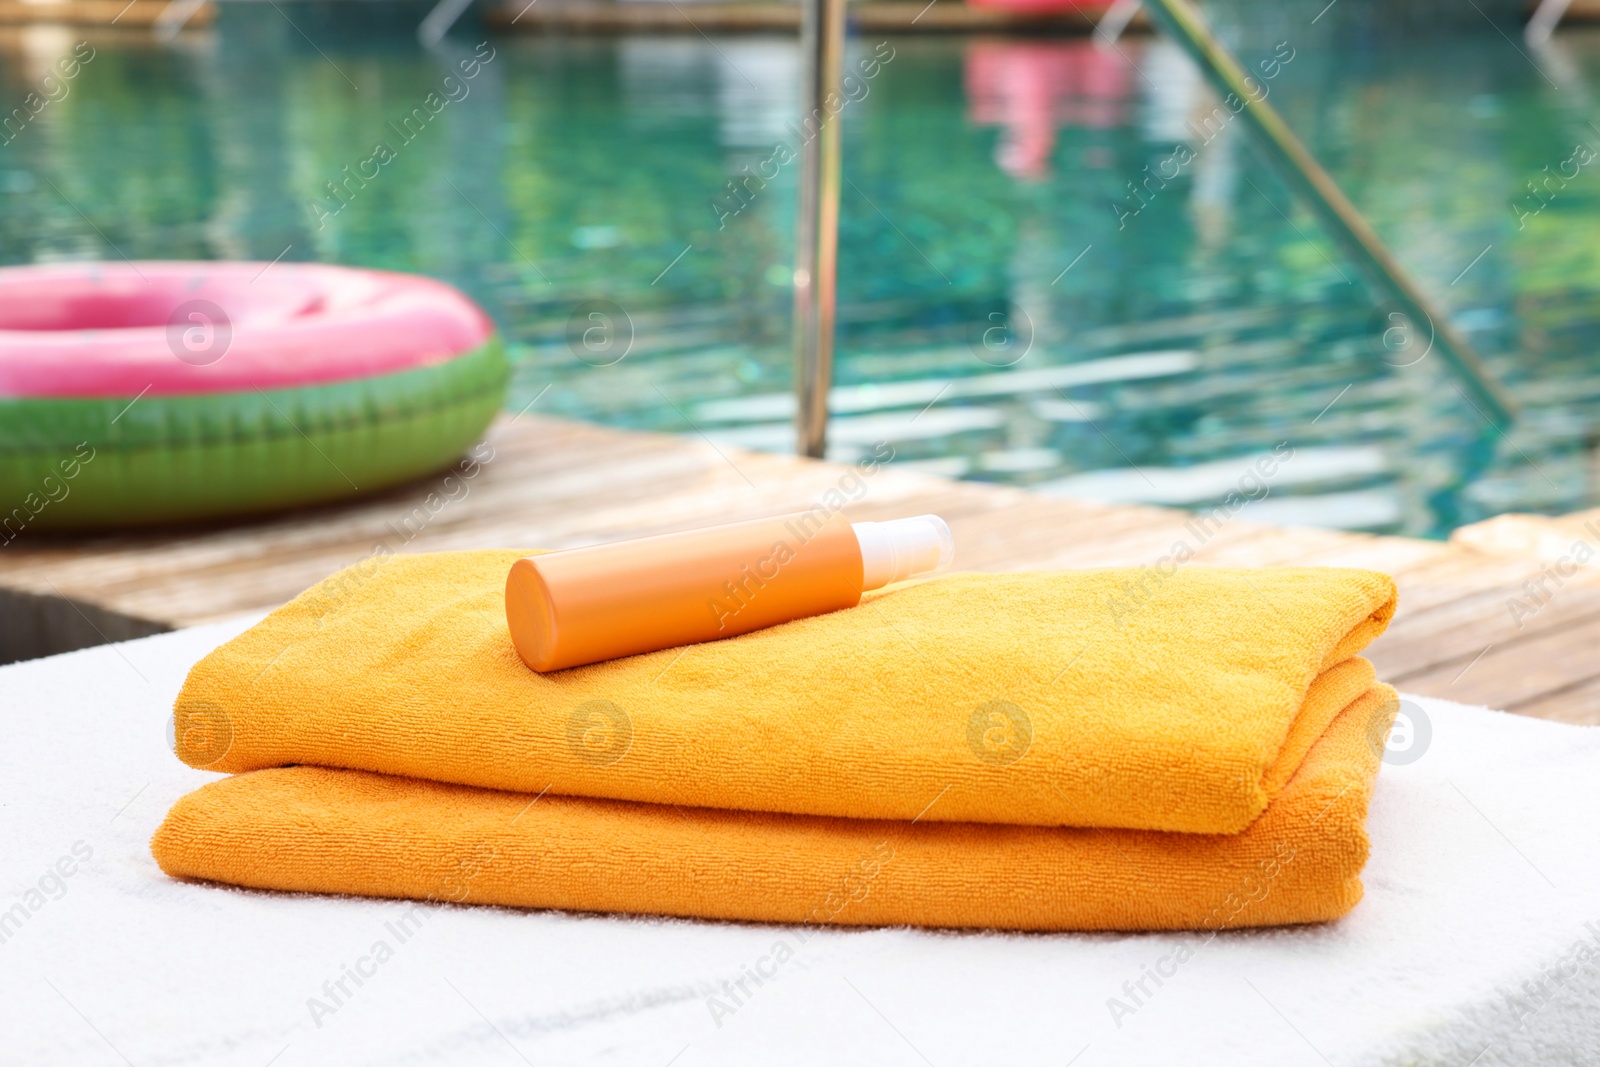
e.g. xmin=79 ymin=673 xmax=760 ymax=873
xmin=0 ymin=13 xmax=1598 ymax=537
xmin=963 ymin=40 xmax=1130 ymax=179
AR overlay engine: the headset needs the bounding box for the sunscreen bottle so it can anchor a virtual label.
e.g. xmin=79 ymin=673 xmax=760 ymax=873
xmin=506 ymin=511 xmax=954 ymax=672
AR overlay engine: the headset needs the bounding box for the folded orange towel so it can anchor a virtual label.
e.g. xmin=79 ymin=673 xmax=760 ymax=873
xmin=172 ymin=551 xmax=1396 ymax=834
xmin=153 ymin=684 xmax=1396 ymax=931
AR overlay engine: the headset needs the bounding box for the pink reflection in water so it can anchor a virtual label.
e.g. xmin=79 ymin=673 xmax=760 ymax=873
xmin=965 ymin=41 xmax=1132 ymax=180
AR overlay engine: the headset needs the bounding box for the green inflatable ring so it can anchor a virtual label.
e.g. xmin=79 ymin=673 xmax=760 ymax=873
xmin=0 ymin=262 xmax=510 ymax=534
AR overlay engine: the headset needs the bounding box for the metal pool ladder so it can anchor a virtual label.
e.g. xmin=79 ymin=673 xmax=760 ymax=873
xmin=789 ymin=0 xmax=1518 ymax=458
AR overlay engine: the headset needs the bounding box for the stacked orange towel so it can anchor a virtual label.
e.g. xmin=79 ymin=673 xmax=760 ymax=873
xmin=153 ymin=551 xmax=1399 ymax=931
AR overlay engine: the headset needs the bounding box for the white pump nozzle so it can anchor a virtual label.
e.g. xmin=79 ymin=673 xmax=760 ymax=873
xmin=852 ymin=514 xmax=955 ymax=591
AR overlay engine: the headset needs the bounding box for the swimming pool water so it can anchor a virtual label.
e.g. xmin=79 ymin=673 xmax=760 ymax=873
xmin=4 ymin=7 xmax=1600 ymax=537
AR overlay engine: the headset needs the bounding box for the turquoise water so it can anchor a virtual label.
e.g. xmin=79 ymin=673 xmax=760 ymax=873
xmin=4 ymin=9 xmax=1600 ymax=536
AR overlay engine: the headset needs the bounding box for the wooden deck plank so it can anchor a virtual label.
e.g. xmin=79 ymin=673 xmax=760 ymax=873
xmin=1393 ymin=611 xmax=1600 ymax=715
xmin=4 ymin=415 xmax=1600 ymax=725
xmin=1512 ymin=675 xmax=1600 ymax=726
xmin=1374 ymin=574 xmax=1600 ymax=679
xmin=480 ymin=0 xmax=1141 ymax=33
xmin=0 ymin=0 xmax=212 ymax=25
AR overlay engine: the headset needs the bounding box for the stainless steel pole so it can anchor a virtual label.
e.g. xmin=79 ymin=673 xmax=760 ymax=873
xmin=793 ymin=0 xmax=846 ymax=458
xmin=1139 ymin=0 xmax=1518 ymax=426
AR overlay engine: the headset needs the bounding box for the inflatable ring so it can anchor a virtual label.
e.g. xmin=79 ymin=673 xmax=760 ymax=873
xmin=0 ymin=261 xmax=509 ymax=533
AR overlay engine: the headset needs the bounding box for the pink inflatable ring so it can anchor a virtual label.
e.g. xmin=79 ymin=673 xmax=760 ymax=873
xmin=0 ymin=261 xmax=508 ymax=533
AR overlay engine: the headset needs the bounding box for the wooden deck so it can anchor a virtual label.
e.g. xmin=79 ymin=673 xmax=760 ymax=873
xmin=482 ymin=0 xmax=1137 ymax=34
xmin=0 ymin=0 xmax=212 ymax=26
xmin=1 ymin=0 xmax=1587 ymax=32
xmin=3 ymin=414 xmax=1598 ymax=724
xmin=0 ymin=0 xmax=1129 ymax=31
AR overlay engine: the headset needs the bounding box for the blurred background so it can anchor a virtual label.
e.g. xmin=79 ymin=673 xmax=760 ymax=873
xmin=3 ymin=0 xmax=1599 ymax=538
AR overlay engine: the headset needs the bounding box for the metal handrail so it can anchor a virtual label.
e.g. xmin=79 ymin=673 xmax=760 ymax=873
xmin=1527 ymin=0 xmax=1573 ymax=43
xmin=158 ymin=0 xmax=1520 ymax=437
xmin=1135 ymin=0 xmax=1518 ymax=425
xmin=793 ymin=0 xmax=846 ymax=458
xmin=790 ymin=0 xmax=1519 ymax=448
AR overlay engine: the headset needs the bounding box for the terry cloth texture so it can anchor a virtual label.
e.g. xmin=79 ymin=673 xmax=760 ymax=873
xmin=153 ymin=550 xmax=1400 ymax=930
xmin=19 ymin=619 xmax=1597 ymax=1063
xmin=168 ymin=550 xmax=1397 ymax=834
xmin=153 ymin=686 xmax=1394 ymax=931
